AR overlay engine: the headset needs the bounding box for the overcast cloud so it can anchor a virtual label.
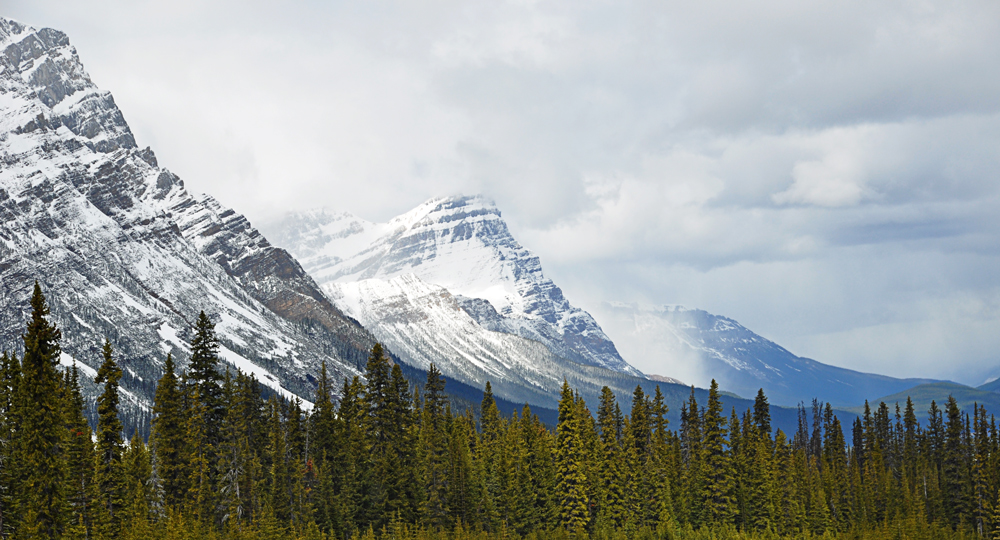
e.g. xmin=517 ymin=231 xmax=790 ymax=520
xmin=7 ymin=0 xmax=1000 ymax=384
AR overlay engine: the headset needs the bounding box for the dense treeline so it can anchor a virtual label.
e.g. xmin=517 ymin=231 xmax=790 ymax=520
xmin=0 ymin=283 xmax=990 ymax=539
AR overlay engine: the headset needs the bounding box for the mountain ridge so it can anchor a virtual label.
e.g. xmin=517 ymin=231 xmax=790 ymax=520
xmin=262 ymin=195 xmax=641 ymax=377
xmin=0 ymin=16 xmax=381 ymax=421
xmin=597 ymin=302 xmax=941 ymax=408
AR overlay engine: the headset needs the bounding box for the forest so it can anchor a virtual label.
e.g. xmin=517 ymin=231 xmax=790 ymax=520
xmin=0 ymin=282 xmax=994 ymax=540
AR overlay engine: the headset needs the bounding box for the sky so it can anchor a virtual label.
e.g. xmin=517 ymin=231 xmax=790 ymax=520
xmin=7 ymin=0 xmax=1000 ymax=385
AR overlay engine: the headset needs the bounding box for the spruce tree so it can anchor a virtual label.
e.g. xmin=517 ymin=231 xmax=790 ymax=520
xmin=266 ymin=398 xmax=291 ymax=525
xmin=0 ymin=351 xmax=21 ymax=537
xmin=421 ymin=364 xmax=450 ymax=529
xmin=185 ymin=383 xmax=214 ymax=524
xmin=554 ymin=380 xmax=588 ymax=533
xmin=446 ymin=412 xmax=478 ymax=526
xmin=187 ymin=311 xmax=223 ymax=441
xmin=595 ymin=387 xmax=625 ymax=529
xmin=520 ymin=404 xmax=556 ymax=530
xmin=337 ymin=376 xmax=367 ymax=534
xmin=478 ymin=382 xmax=502 ymax=530
xmin=943 ymin=395 xmax=970 ymax=528
xmin=309 ymin=362 xmax=336 ymax=531
xmin=16 ymin=282 xmax=68 ymax=538
xmin=63 ymin=365 xmax=95 ymax=539
xmin=94 ymin=339 xmax=127 ymax=538
xmin=123 ymin=429 xmax=153 ymax=532
xmin=363 ymin=345 xmax=413 ymax=526
xmin=700 ymin=380 xmax=735 ymax=525
xmin=753 ymin=388 xmax=771 ymax=439
xmin=391 ymin=363 xmax=420 ymax=524
xmin=219 ymin=370 xmax=253 ymax=529
xmin=150 ymin=354 xmax=186 ymax=509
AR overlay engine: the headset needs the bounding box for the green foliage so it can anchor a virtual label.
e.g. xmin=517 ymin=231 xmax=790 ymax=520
xmin=95 ymin=339 xmax=127 ymax=537
xmin=16 ymin=281 xmax=68 ymax=537
xmin=152 ymin=353 xmax=187 ymax=509
xmin=554 ymin=381 xmax=588 ymax=533
xmin=1 ymin=286 xmax=998 ymax=540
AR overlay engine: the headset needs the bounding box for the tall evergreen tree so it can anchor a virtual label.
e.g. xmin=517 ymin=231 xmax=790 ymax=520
xmin=15 ymin=282 xmax=68 ymax=538
xmin=266 ymin=398 xmax=291 ymax=525
xmin=943 ymin=395 xmax=970 ymax=528
xmin=554 ymin=380 xmax=588 ymax=533
xmin=94 ymin=339 xmax=127 ymax=538
xmin=0 ymin=351 xmax=21 ymax=537
xmin=753 ymin=389 xmax=772 ymax=439
xmin=422 ymin=364 xmax=450 ymax=529
xmin=150 ymin=354 xmax=186 ymax=509
xmin=701 ymin=380 xmax=735 ymax=525
xmin=63 ymin=365 xmax=95 ymax=539
xmin=187 ymin=311 xmax=224 ymax=438
xmin=122 ymin=429 xmax=153 ymax=534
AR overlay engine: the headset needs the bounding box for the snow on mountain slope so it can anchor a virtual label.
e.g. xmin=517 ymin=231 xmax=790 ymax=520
xmin=263 ymin=196 xmax=641 ymax=377
xmin=597 ymin=302 xmax=938 ymax=408
xmin=0 ymin=17 xmax=378 ymax=416
xmin=326 ymin=274 xmax=651 ymax=408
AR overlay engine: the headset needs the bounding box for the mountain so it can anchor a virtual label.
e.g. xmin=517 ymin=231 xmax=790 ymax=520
xmin=979 ymin=377 xmax=1000 ymax=394
xmin=263 ymin=197 xmax=639 ymax=376
xmin=0 ymin=17 xmax=382 ymax=423
xmin=596 ymin=303 xmax=938 ymax=408
xmin=262 ymin=196 xmax=648 ymax=405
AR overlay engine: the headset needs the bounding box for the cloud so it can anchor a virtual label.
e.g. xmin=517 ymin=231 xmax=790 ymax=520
xmin=7 ymin=0 xmax=1000 ymax=383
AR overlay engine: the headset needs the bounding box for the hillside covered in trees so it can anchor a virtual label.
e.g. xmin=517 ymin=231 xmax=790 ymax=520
xmin=0 ymin=284 xmax=994 ymax=540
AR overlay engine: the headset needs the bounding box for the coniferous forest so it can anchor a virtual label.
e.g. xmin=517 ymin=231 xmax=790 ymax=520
xmin=2 ymin=284 xmax=996 ymax=540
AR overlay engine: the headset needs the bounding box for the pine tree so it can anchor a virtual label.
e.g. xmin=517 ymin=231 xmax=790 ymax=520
xmin=447 ymin=412 xmax=478 ymax=526
xmin=522 ymin=404 xmax=556 ymax=531
xmin=391 ymin=364 xmax=420 ymax=524
xmin=753 ymin=389 xmax=772 ymax=439
xmin=188 ymin=312 xmax=223 ymax=418
xmin=678 ymin=387 xmax=703 ymax=527
xmin=185 ymin=383 xmax=213 ymax=524
xmin=421 ymin=364 xmax=450 ymax=529
xmin=337 ymin=376 xmax=367 ymax=534
xmin=219 ymin=370 xmax=254 ymax=529
xmin=363 ymin=345 xmax=413 ymax=527
xmin=595 ymin=387 xmax=625 ymax=530
xmin=151 ymin=354 xmax=186 ymax=509
xmin=309 ymin=362 xmax=336 ymax=532
xmin=700 ymin=380 xmax=735 ymax=525
xmin=63 ymin=365 xmax=95 ymax=539
xmin=649 ymin=385 xmax=674 ymax=530
xmin=943 ymin=395 xmax=970 ymax=528
xmin=266 ymin=398 xmax=291 ymax=525
xmin=478 ymin=382 xmax=502 ymax=531
xmin=554 ymin=380 xmax=588 ymax=533
xmin=122 ymin=429 xmax=153 ymax=532
xmin=94 ymin=339 xmax=127 ymax=538
xmin=0 ymin=351 xmax=21 ymax=537
xmin=15 ymin=281 xmax=68 ymax=538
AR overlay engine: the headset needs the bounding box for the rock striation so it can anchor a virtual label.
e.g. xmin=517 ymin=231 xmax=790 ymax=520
xmin=0 ymin=17 xmax=380 ymax=419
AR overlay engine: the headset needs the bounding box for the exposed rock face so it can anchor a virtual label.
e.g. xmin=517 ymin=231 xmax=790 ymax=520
xmin=264 ymin=196 xmax=641 ymax=377
xmin=0 ymin=17 xmax=380 ymax=417
xmin=324 ymin=273 xmax=652 ymax=408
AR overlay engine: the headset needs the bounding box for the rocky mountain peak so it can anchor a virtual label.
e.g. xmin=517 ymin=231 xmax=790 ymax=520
xmin=1 ymin=16 xmax=382 ymax=425
xmin=1 ymin=17 xmax=135 ymax=154
xmin=264 ymin=195 xmax=642 ymax=376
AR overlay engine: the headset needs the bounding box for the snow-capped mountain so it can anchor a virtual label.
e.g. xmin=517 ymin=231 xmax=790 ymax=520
xmin=0 ymin=17 xmax=379 ymax=418
xmin=597 ymin=302 xmax=938 ymax=408
xmin=327 ymin=273 xmax=651 ymax=408
xmin=262 ymin=196 xmax=647 ymax=405
xmin=264 ymin=195 xmax=640 ymax=374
